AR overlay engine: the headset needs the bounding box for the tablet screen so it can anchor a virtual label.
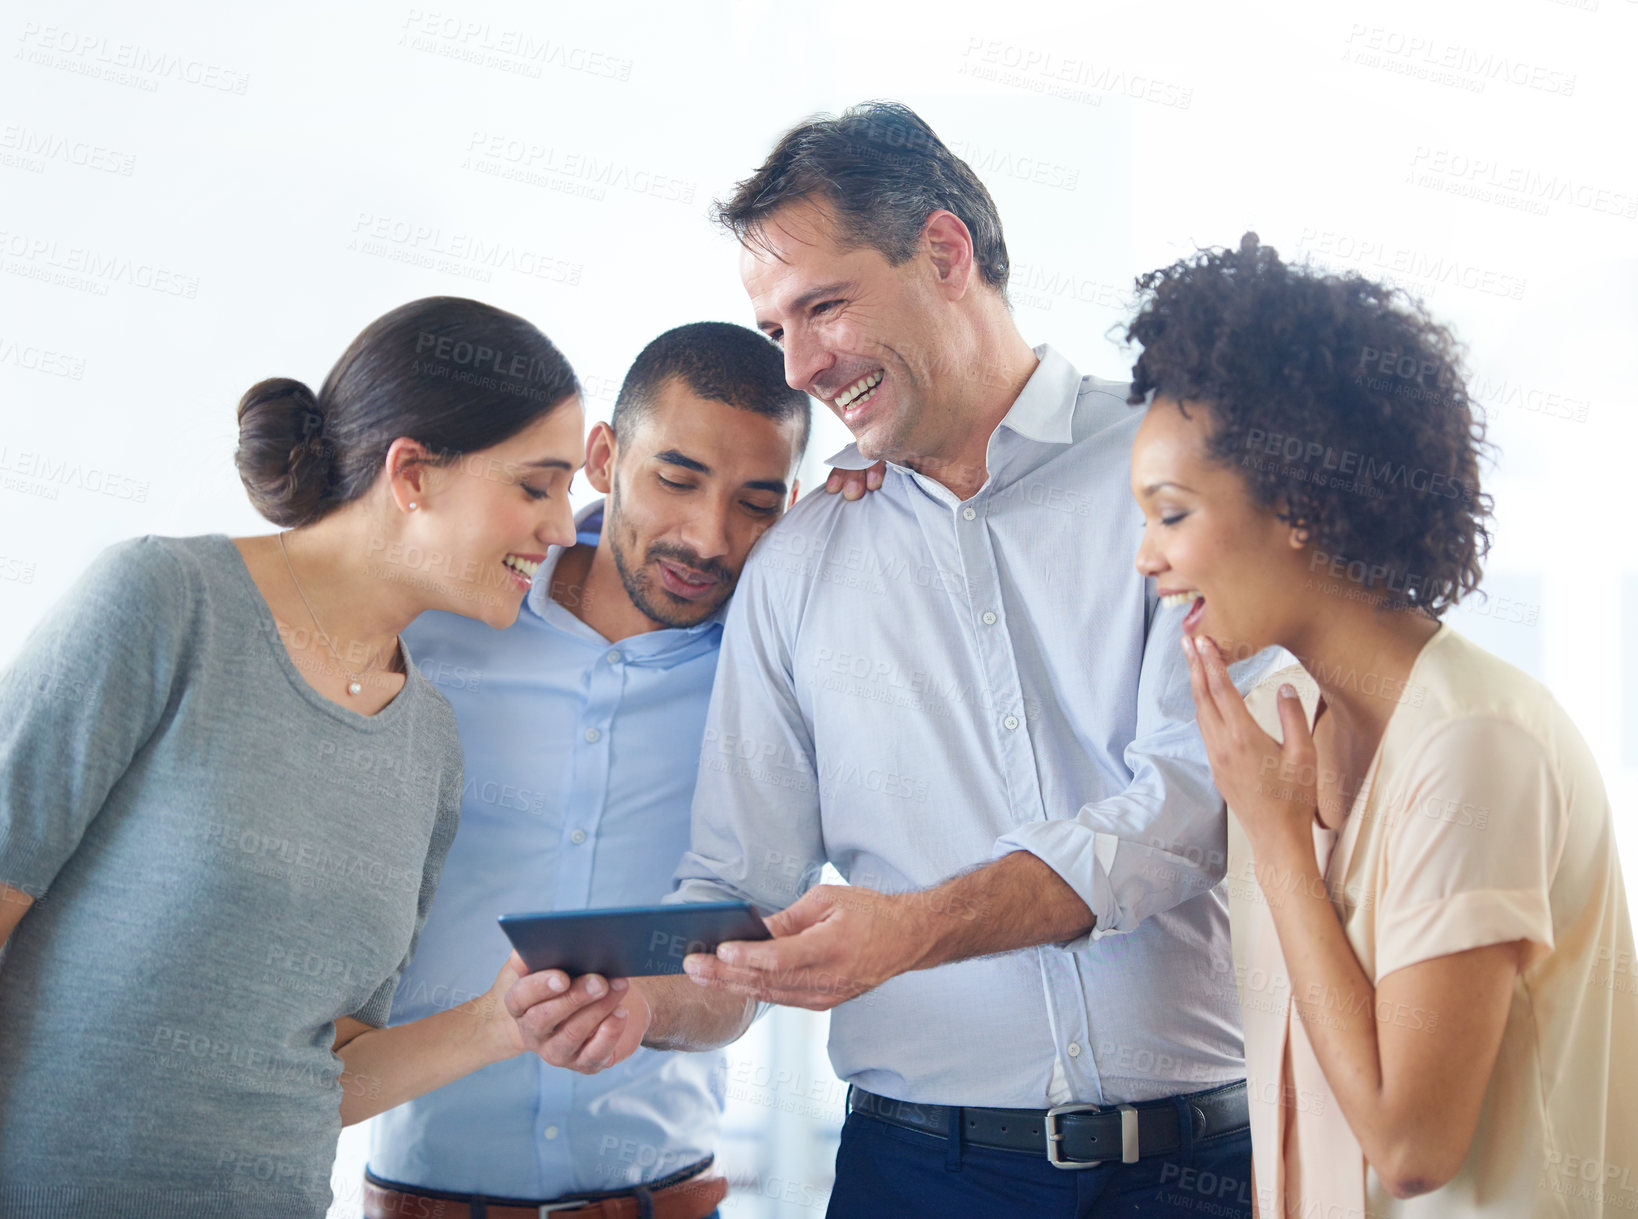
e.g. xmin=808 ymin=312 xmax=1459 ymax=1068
xmin=498 ymin=901 xmax=772 ymax=977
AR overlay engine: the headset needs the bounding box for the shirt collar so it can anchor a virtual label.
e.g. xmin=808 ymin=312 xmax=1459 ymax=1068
xmin=523 ymin=497 xmax=729 ymax=644
xmin=822 ymin=344 xmax=1080 ymax=469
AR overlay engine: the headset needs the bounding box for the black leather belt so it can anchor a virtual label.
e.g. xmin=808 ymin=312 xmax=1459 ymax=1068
xmin=848 ymin=1080 xmax=1248 ymax=1170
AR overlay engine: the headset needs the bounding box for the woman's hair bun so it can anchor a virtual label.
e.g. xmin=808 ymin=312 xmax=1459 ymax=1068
xmin=232 ymin=298 xmax=580 ymax=529
xmin=233 ymin=377 xmax=335 ymax=528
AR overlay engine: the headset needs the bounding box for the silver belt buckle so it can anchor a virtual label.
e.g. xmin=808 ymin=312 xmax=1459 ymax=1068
xmin=1044 ymin=1102 xmax=1140 ymax=1169
xmin=538 ymin=1202 xmax=592 ymax=1216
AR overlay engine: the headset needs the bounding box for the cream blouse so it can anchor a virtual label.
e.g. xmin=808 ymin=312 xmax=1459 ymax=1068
xmin=1227 ymin=624 xmax=1638 ymax=1217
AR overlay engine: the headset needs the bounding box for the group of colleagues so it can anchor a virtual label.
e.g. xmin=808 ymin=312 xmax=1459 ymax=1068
xmin=0 ymin=101 xmax=1633 ymax=1219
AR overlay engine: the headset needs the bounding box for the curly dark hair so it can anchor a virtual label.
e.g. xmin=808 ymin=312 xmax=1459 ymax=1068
xmin=1125 ymin=233 xmax=1493 ymax=618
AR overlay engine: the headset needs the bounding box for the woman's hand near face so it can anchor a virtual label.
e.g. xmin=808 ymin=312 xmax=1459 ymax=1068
xmin=1183 ymin=634 xmax=1318 ymax=867
xmin=1183 ymin=633 xmax=1527 ymax=1199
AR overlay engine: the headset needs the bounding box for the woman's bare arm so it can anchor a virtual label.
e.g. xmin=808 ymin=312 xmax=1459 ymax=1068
xmin=1187 ymin=639 xmax=1524 ymax=1199
xmin=330 ymin=958 xmax=524 ymax=1126
xmin=0 ymin=883 xmax=33 ymax=949
xmin=1254 ymin=836 xmax=1522 ymax=1197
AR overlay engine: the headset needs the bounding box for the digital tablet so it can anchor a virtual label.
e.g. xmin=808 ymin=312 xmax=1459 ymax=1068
xmin=498 ymin=901 xmax=772 ymax=978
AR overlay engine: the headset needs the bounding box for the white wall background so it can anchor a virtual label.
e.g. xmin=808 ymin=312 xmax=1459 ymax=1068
xmin=2 ymin=1 xmax=1634 ymax=1216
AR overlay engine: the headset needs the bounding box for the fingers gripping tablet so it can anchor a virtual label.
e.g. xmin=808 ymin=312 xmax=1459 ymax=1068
xmin=498 ymin=901 xmax=771 ymax=977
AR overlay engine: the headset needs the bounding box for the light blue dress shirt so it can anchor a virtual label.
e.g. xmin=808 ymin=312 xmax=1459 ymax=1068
xmin=671 ymin=346 xmax=1283 ymax=1110
xmin=369 ymin=503 xmax=728 ymax=1198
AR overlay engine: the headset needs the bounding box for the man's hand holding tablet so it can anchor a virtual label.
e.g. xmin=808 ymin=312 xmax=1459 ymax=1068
xmin=500 ymin=901 xmax=770 ymax=1074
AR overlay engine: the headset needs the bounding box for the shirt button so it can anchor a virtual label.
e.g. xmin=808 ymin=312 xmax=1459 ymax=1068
xmin=981 ymin=611 xmax=997 ymax=626
xmin=962 ymin=506 xmax=977 ymax=521
xmin=584 ymin=727 xmax=601 ymax=743
xmin=569 ymin=830 xmax=587 ymax=845
xmin=544 ymin=1125 xmax=560 ymax=1140
xmin=1002 ymin=714 xmax=1020 ymax=731
xmin=606 ymin=650 xmax=621 ymax=664
xmin=1068 ymin=1042 xmax=1081 ymax=1058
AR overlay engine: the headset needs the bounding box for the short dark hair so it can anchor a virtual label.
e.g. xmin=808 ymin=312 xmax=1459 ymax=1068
xmin=611 ymin=321 xmax=811 ymax=456
xmin=235 ymin=296 xmax=579 ymax=528
xmin=712 ymin=100 xmax=1010 ymax=293
xmin=1125 ymin=233 xmax=1493 ymax=619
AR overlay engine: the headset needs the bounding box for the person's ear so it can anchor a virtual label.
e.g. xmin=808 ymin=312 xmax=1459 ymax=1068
xmin=788 ymin=478 xmax=800 ymax=509
xmin=922 ymin=210 xmax=975 ymax=299
xmin=1288 ymin=517 xmax=1311 ymax=548
xmin=385 ymin=437 xmax=434 ymax=514
xmin=1276 ymin=499 xmax=1312 ymax=549
xmin=584 ymin=422 xmax=617 ymax=495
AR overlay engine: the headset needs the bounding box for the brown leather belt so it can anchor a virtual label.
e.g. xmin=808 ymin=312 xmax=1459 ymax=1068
xmin=363 ymin=1160 xmax=727 ymax=1219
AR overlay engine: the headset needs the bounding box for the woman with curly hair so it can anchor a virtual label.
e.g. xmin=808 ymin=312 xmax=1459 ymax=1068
xmin=1124 ymin=234 xmax=1637 ymax=1216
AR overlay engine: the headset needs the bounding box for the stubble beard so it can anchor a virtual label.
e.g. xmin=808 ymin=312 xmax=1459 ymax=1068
xmin=605 ymin=477 xmax=731 ymax=630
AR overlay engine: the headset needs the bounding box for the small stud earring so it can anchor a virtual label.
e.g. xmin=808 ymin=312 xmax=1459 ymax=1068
xmin=407 ymin=501 xmax=418 ymax=510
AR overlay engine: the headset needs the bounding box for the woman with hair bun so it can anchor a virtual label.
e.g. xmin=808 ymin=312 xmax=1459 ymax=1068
xmin=1124 ymin=235 xmax=1637 ymax=1216
xmin=0 ymin=296 xmax=586 ymax=1217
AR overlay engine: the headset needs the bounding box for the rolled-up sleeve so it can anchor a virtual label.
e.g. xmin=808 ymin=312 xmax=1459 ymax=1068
xmin=1375 ymin=716 xmax=1562 ymax=979
xmin=667 ymin=540 xmax=826 ymax=917
xmin=996 ymin=600 xmax=1285 ymax=947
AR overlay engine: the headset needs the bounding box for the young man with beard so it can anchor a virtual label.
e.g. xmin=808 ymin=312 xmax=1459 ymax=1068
xmin=507 ymin=104 xmax=1284 ymax=1218
xmin=361 ymin=322 xmax=813 ymax=1219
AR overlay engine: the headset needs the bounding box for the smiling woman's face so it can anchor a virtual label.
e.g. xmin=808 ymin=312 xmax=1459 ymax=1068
xmin=1130 ymin=396 xmax=1310 ymax=656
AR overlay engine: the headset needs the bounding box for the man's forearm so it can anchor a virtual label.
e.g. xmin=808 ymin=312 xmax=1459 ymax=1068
xmin=638 ymin=974 xmax=756 ymax=1052
xmin=908 ymin=850 xmax=1094 ymax=970
xmin=676 ymin=852 xmax=1096 ymax=1011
